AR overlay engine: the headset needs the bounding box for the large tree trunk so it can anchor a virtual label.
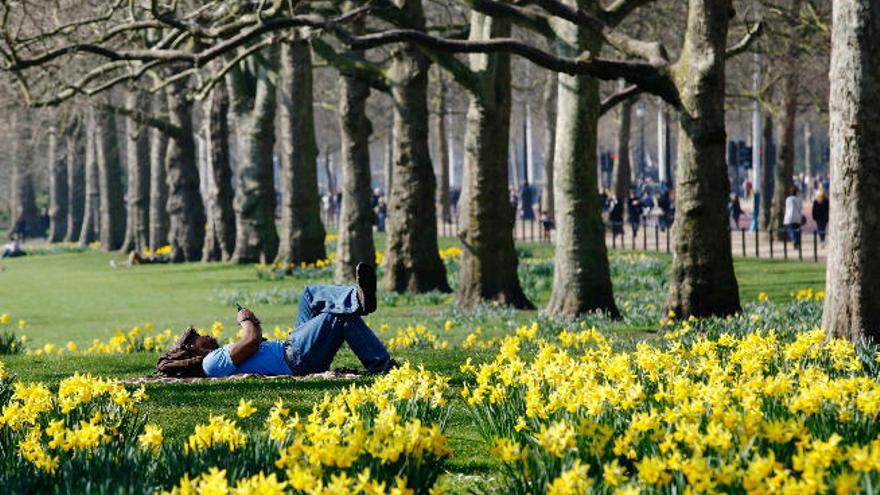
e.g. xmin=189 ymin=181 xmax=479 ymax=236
xmin=164 ymin=79 xmax=205 ymax=262
xmin=149 ymin=95 xmax=170 ymax=250
xmin=540 ymin=71 xmax=557 ymax=217
xmin=383 ymin=0 xmax=449 ymax=293
xmin=120 ymin=90 xmax=151 ymax=253
xmin=613 ymin=91 xmax=633 ymax=202
xmin=96 ymin=105 xmax=125 ymax=251
xmin=229 ymin=51 xmax=280 ymax=264
xmin=64 ymin=116 xmax=85 ymax=242
xmin=760 ymin=114 xmax=774 ymax=231
xmin=202 ymin=79 xmax=236 ymax=262
xmin=665 ymin=0 xmax=740 ymax=318
xmin=9 ymin=110 xmax=40 ymax=239
xmin=436 ymin=73 xmax=452 ymax=224
xmin=276 ymin=41 xmax=326 ymax=265
xmin=79 ymin=108 xmax=100 ymax=246
xmin=334 ymin=40 xmax=375 ymax=282
xmin=545 ymin=2 xmax=617 ymax=317
xmin=822 ymin=0 xmax=880 ymax=341
xmin=47 ymin=120 xmax=68 ymax=242
xmin=456 ymin=13 xmax=532 ymax=309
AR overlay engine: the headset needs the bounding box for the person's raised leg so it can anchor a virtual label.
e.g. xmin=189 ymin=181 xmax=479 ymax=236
xmin=294 ymin=263 xmax=377 ymax=326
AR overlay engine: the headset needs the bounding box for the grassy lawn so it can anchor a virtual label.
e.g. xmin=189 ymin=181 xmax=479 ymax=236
xmin=0 ymin=236 xmax=826 ymax=482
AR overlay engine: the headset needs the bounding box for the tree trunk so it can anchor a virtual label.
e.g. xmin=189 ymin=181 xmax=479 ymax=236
xmin=275 ymin=41 xmax=326 ymax=265
xmin=334 ymin=41 xmax=376 ymax=282
xmin=47 ymin=120 xmax=68 ymax=242
xmin=613 ymin=91 xmax=633 ymax=202
xmin=541 ymin=71 xmax=557 ymax=217
xmin=761 ymin=114 xmax=774 ymax=231
xmin=149 ymin=95 xmax=170 ymax=250
xmin=120 ymin=90 xmax=151 ymax=253
xmin=665 ymin=0 xmax=740 ymax=318
xmin=229 ymin=51 xmax=280 ymax=264
xmin=383 ymin=0 xmax=449 ymax=293
xmin=456 ymin=13 xmax=532 ymax=309
xmin=822 ymin=0 xmax=880 ymax=341
xmin=9 ymin=110 xmax=40 ymax=239
xmin=202 ymin=79 xmax=236 ymax=262
xmin=79 ymin=108 xmax=100 ymax=246
xmin=771 ymin=1 xmax=801 ymax=236
xmin=545 ymin=5 xmax=618 ymax=317
xmin=436 ymin=73 xmax=452 ymax=224
xmin=96 ymin=105 xmax=125 ymax=251
xmin=804 ymin=122 xmax=813 ymax=200
xmin=164 ymin=79 xmax=205 ymax=262
xmin=64 ymin=116 xmax=85 ymax=242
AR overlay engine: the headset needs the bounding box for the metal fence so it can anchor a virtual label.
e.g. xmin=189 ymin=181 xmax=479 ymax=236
xmin=323 ymin=208 xmax=826 ymax=263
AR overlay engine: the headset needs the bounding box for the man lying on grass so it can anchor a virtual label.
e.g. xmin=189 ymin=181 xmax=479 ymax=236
xmin=157 ymin=263 xmax=397 ymax=378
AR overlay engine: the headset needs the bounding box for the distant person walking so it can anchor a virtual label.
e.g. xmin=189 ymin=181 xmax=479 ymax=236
xmin=729 ymin=194 xmax=743 ymax=229
xmin=609 ymin=196 xmax=624 ymax=240
xmin=812 ymin=190 xmax=829 ymax=243
xmin=783 ymin=186 xmax=804 ymax=249
xmin=626 ymin=189 xmax=642 ymax=238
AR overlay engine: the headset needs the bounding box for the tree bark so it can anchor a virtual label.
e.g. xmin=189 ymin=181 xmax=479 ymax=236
xmin=229 ymin=50 xmax=280 ymax=264
xmin=202 ymin=78 xmax=236 ymax=262
xmin=120 ymin=90 xmax=151 ymax=253
xmin=9 ymin=110 xmax=40 ymax=239
xmin=384 ymin=132 xmax=393 ymax=195
xmin=383 ymin=0 xmax=449 ymax=293
xmin=456 ymin=12 xmax=532 ymax=309
xmin=64 ymin=116 xmax=85 ymax=242
xmin=95 ymin=104 xmax=125 ymax=251
xmin=149 ymin=95 xmax=170 ymax=250
xmin=335 ymin=40 xmax=376 ymax=282
xmin=613 ymin=90 xmax=633 ymax=202
xmin=435 ymin=73 xmax=452 ymax=224
xmin=79 ymin=108 xmax=100 ymax=246
xmin=541 ymin=71 xmax=557 ymax=217
xmin=761 ymin=114 xmax=774 ymax=232
xmin=47 ymin=120 xmax=68 ymax=242
xmin=164 ymin=79 xmax=205 ymax=262
xmin=822 ymin=0 xmax=880 ymax=341
xmin=545 ymin=3 xmax=618 ymax=317
xmin=275 ymin=40 xmax=326 ymax=265
xmin=665 ymin=0 xmax=741 ymax=318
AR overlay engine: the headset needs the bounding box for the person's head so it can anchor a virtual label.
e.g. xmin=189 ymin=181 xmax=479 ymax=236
xmin=790 ymin=186 xmax=799 ymax=197
xmin=187 ymin=335 xmax=219 ymax=358
xmin=816 ymin=190 xmax=826 ymax=202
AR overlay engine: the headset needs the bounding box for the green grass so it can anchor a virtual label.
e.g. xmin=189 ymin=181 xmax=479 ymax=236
xmin=0 ymin=236 xmax=825 ymax=482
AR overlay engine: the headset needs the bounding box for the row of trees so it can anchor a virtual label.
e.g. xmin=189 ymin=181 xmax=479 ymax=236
xmin=1 ymin=0 xmax=876 ymax=342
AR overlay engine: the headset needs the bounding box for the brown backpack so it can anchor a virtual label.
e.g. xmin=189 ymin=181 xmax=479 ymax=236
xmin=155 ymin=327 xmax=207 ymax=377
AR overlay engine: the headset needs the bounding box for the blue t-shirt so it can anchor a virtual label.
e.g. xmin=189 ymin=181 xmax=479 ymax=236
xmin=202 ymin=340 xmax=292 ymax=377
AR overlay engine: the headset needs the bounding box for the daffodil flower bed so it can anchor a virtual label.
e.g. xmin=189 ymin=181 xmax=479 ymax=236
xmin=0 ymin=361 xmax=452 ymax=494
xmin=460 ymin=317 xmax=880 ymax=495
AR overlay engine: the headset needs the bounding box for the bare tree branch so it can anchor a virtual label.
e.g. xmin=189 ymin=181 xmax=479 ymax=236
xmin=599 ymin=83 xmax=641 ymax=116
xmin=726 ymin=20 xmax=764 ymax=58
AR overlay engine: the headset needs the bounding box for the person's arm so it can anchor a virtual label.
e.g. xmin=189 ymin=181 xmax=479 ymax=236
xmin=229 ymin=308 xmax=263 ymax=365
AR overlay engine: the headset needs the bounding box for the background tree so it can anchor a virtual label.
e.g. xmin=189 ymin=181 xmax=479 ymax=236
xmin=120 ymin=89 xmax=151 ymax=253
xmin=228 ymin=51 xmax=280 ymax=264
xmin=202 ymin=79 xmax=236 ymax=262
xmin=63 ymin=115 xmax=85 ymax=243
xmin=47 ymin=118 xmax=67 ymax=242
xmin=95 ymin=103 xmax=125 ymax=251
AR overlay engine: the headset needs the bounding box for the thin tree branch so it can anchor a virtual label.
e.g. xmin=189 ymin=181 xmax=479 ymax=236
xmin=599 ymin=84 xmax=641 ymax=116
xmin=726 ymin=20 xmax=764 ymax=58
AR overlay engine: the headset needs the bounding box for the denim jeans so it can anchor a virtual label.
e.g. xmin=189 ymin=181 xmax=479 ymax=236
xmin=284 ymin=284 xmax=391 ymax=375
xmin=786 ymin=223 xmax=802 ymax=247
